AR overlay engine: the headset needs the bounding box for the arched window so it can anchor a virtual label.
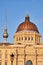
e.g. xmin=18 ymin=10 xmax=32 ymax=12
xmin=31 ymin=37 xmax=33 ymax=40
xmin=16 ymin=37 xmax=18 ymax=41
xmin=0 ymin=62 xmax=1 ymax=65
xmin=26 ymin=60 xmax=32 ymax=65
xmin=22 ymin=37 xmax=23 ymax=40
xmin=25 ymin=37 xmax=27 ymax=40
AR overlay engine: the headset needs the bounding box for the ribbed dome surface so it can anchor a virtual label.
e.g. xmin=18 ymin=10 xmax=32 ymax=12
xmin=16 ymin=15 xmax=39 ymax=33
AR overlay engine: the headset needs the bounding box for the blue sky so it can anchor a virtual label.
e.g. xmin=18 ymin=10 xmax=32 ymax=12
xmin=0 ymin=0 xmax=43 ymax=43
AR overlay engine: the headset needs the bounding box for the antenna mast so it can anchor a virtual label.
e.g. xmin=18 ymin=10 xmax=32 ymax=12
xmin=3 ymin=9 xmax=8 ymax=43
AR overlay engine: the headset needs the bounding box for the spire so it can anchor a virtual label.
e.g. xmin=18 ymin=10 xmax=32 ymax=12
xmin=3 ymin=10 xmax=8 ymax=43
xmin=25 ymin=14 xmax=30 ymax=22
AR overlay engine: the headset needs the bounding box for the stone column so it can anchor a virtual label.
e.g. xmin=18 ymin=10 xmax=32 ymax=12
xmin=24 ymin=50 xmax=26 ymax=65
xmin=35 ymin=50 xmax=38 ymax=65
xmin=16 ymin=49 xmax=18 ymax=65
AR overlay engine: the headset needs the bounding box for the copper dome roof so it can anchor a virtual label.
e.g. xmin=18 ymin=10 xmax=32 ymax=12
xmin=16 ymin=15 xmax=39 ymax=33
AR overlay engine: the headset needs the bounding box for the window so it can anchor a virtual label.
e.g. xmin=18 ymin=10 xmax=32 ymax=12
xmin=26 ymin=60 xmax=32 ymax=65
xmin=5 ymin=62 xmax=7 ymax=65
xmin=16 ymin=37 xmax=18 ymax=41
xmin=18 ymin=43 xmax=21 ymax=44
xmin=31 ymin=37 xmax=33 ymax=40
xmin=11 ymin=61 xmax=13 ymax=65
xmin=0 ymin=62 xmax=1 ymax=65
xmin=22 ymin=37 xmax=23 ymax=40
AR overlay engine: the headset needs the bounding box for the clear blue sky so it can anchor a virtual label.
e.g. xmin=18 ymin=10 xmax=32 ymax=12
xmin=0 ymin=0 xmax=43 ymax=43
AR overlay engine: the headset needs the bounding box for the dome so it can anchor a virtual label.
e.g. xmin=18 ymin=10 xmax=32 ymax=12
xmin=16 ymin=15 xmax=39 ymax=33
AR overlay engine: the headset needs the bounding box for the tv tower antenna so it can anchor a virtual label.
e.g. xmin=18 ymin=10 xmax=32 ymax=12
xmin=3 ymin=9 xmax=9 ymax=43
